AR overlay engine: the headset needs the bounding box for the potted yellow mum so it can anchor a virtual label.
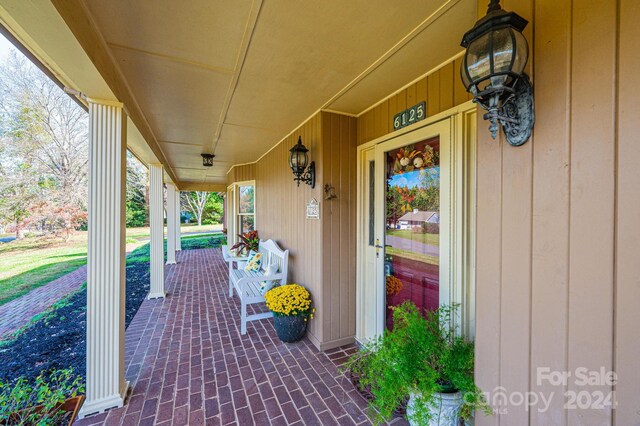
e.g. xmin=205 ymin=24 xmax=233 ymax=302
xmin=264 ymin=284 xmax=314 ymax=343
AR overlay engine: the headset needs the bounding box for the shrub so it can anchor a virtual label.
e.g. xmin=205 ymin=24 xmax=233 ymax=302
xmin=421 ymin=222 xmax=439 ymax=234
xmin=0 ymin=369 xmax=84 ymax=426
xmin=344 ymin=302 xmax=489 ymax=424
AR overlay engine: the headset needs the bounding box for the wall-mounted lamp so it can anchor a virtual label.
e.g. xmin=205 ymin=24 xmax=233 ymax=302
xmin=201 ymin=153 xmax=215 ymax=167
xmin=460 ymin=0 xmax=534 ymax=146
xmin=289 ymin=136 xmax=315 ymax=188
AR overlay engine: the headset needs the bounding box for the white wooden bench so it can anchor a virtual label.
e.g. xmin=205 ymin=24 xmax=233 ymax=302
xmin=228 ymin=239 xmax=289 ymax=334
xmin=222 ymin=245 xmax=249 ymax=280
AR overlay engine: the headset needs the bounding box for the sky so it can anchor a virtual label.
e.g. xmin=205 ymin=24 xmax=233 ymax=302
xmin=0 ymin=33 xmax=15 ymax=61
xmin=389 ymin=170 xmax=422 ymax=189
xmin=388 ymin=167 xmax=440 ymax=189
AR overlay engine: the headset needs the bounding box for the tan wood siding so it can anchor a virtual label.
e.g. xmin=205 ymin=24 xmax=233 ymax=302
xmin=529 ymin=0 xmax=572 ymax=423
xmin=226 ymin=163 xmax=255 ymax=184
xmin=475 ymin=0 xmax=640 ymax=424
xmin=357 ymin=59 xmax=472 ymax=146
xmin=253 ymin=113 xmax=324 ymax=345
xmin=615 ymin=2 xmax=640 ymax=424
xmin=240 ymin=111 xmax=359 ymax=350
xmin=321 ymin=112 xmax=358 ymax=346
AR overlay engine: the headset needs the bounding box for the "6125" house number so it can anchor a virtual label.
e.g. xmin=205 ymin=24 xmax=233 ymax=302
xmin=393 ymin=101 xmax=426 ymax=130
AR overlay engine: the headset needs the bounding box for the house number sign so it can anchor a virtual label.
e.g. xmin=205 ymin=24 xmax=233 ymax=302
xmin=306 ymin=198 xmax=320 ymax=219
xmin=393 ymin=101 xmax=426 ymax=130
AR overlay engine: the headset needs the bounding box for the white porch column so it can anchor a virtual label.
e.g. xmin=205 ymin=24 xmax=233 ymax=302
xmin=148 ymin=163 xmax=165 ymax=298
xmin=166 ymin=183 xmax=177 ymax=264
xmin=82 ymin=100 xmax=128 ymax=416
xmin=175 ymin=191 xmax=182 ymax=251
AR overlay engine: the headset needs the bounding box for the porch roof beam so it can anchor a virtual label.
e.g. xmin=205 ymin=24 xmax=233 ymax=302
xmin=50 ymin=0 xmax=180 ymax=188
xmin=178 ymin=182 xmax=228 ymax=193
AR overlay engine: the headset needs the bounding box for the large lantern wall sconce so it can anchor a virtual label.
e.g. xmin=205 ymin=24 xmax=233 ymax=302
xmin=289 ymin=136 xmax=315 ymax=188
xmin=460 ymin=0 xmax=534 ymax=146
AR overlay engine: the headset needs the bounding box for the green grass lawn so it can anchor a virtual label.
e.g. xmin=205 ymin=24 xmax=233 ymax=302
xmin=124 ymin=223 xmax=222 ymax=240
xmin=0 ymin=225 xmax=224 ymax=307
xmin=0 ymin=235 xmax=88 ymax=307
xmin=386 ymin=229 xmax=440 ymax=247
xmin=386 ymin=247 xmax=440 ymax=266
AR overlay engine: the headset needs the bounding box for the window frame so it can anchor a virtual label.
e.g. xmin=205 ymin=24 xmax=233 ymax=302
xmin=227 ymin=180 xmax=256 ymax=244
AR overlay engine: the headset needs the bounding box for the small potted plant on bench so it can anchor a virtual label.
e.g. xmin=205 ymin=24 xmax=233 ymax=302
xmin=231 ymin=230 xmax=260 ymax=267
xmin=0 ymin=369 xmax=85 ymax=426
xmin=344 ymin=302 xmax=490 ymax=425
xmin=231 ymin=230 xmax=260 ymax=255
xmin=264 ymin=284 xmax=315 ymax=343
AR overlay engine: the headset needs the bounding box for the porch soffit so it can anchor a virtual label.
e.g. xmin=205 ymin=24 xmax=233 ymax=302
xmin=0 ymin=0 xmax=179 ymax=185
xmin=2 ymin=0 xmax=477 ymax=188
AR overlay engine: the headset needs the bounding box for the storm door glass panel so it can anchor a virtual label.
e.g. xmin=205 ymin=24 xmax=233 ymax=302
xmin=237 ymin=184 xmax=255 ymax=233
xmin=384 ymin=137 xmax=440 ymax=329
xmin=369 ymin=160 xmax=375 ymax=246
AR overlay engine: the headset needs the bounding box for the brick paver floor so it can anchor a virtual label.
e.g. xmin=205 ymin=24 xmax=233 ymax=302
xmin=75 ymin=248 xmax=407 ymax=426
xmin=0 ymin=264 xmax=87 ymax=340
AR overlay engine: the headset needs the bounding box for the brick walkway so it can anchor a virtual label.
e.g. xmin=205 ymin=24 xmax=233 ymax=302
xmin=0 ymin=265 xmax=87 ymax=340
xmin=76 ymin=248 xmax=406 ymax=426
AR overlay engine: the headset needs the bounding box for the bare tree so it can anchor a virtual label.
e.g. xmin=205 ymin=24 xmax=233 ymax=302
xmin=181 ymin=192 xmax=211 ymax=226
xmin=0 ymin=50 xmax=88 ymax=237
xmin=0 ymin=52 xmax=88 ymax=206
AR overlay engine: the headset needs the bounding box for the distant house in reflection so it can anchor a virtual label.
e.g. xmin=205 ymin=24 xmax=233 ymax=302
xmin=397 ymin=209 xmax=439 ymax=230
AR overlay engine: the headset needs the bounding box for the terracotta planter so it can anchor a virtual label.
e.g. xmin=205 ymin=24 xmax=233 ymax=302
xmin=272 ymin=314 xmax=308 ymax=343
xmin=3 ymin=395 xmax=84 ymax=426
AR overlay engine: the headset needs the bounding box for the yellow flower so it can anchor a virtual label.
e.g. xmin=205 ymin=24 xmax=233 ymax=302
xmin=265 ymin=284 xmax=314 ymax=319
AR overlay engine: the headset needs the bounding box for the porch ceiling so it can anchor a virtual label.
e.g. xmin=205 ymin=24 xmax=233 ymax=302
xmin=2 ymin=0 xmax=476 ymax=188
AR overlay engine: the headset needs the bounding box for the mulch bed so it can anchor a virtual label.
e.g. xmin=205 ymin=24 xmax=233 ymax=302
xmin=0 ymin=261 xmax=149 ymax=384
xmin=0 ymin=235 xmax=223 ymax=385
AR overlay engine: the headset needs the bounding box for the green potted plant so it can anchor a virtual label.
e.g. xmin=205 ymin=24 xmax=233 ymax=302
xmin=231 ymin=230 xmax=259 ymax=268
xmin=231 ymin=230 xmax=260 ymax=255
xmin=264 ymin=284 xmax=315 ymax=343
xmin=344 ymin=302 xmax=490 ymax=425
xmin=0 ymin=369 xmax=85 ymax=426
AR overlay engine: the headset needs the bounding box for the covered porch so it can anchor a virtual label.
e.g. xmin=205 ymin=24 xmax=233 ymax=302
xmin=0 ymin=0 xmax=639 ymax=424
xmin=73 ymin=247 xmax=379 ymax=426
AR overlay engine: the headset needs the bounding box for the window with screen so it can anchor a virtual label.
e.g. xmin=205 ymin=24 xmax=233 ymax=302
xmin=237 ymin=184 xmax=255 ymax=233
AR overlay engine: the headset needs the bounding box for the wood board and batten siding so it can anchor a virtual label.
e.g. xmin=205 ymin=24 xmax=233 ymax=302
xmin=357 ymin=58 xmax=472 ymax=146
xmin=615 ymin=1 xmax=640 ymax=425
xmin=474 ymin=0 xmax=640 ymax=425
xmin=246 ymin=56 xmax=473 ymax=349
xmin=255 ymin=113 xmax=324 ymax=346
xmin=321 ymin=112 xmax=358 ymax=348
xmin=252 ymin=112 xmax=358 ymax=350
xmin=226 ymin=163 xmax=255 ymax=184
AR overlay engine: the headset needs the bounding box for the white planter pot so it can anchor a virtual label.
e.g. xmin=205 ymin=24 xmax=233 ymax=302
xmin=237 ymin=260 xmax=247 ymax=269
xmin=407 ymin=391 xmax=462 ymax=426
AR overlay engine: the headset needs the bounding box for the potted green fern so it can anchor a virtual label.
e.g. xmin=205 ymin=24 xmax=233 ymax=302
xmin=344 ymin=302 xmax=490 ymax=425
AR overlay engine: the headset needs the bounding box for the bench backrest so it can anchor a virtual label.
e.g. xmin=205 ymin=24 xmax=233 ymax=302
xmin=258 ymin=239 xmax=289 ymax=284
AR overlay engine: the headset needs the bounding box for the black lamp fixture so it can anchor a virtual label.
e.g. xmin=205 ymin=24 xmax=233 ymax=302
xmin=288 ymin=136 xmax=315 ymax=188
xmin=460 ymin=0 xmax=534 ymax=146
xmin=201 ymin=153 xmax=215 ymax=167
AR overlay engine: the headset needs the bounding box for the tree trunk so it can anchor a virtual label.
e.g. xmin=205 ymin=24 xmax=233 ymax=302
xmin=15 ymin=217 xmax=21 ymax=240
